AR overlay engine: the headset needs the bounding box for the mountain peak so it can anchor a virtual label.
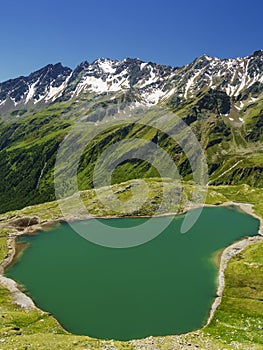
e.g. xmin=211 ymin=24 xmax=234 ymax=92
xmin=191 ymin=54 xmax=215 ymax=69
xmin=200 ymin=54 xmax=215 ymax=61
xmin=249 ymin=49 xmax=263 ymax=58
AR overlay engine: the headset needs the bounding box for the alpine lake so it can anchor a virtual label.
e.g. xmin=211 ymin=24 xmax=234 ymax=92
xmin=6 ymin=206 xmax=259 ymax=341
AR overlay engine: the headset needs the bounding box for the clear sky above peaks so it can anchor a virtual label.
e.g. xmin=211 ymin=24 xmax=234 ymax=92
xmin=0 ymin=0 xmax=262 ymax=82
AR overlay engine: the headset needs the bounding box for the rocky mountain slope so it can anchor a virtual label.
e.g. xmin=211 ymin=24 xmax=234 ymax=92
xmin=0 ymin=51 xmax=262 ymax=213
xmin=0 ymin=50 xmax=262 ymax=113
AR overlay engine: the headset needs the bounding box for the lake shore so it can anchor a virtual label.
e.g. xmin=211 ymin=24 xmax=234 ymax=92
xmin=0 ymin=200 xmax=262 ymax=340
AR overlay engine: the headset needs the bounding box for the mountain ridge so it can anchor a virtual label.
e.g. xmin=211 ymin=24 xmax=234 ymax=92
xmin=1 ymin=50 xmax=262 ymax=117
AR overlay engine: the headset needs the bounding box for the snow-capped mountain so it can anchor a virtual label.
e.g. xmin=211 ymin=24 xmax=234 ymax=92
xmin=0 ymin=50 xmax=262 ymax=114
xmin=0 ymin=63 xmax=71 ymax=111
xmin=174 ymin=50 xmax=263 ymax=101
xmin=59 ymin=57 xmax=177 ymax=105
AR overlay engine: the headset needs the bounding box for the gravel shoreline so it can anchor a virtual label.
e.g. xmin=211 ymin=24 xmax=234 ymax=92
xmin=204 ymin=201 xmax=263 ymax=326
xmin=0 ymin=201 xmax=262 ymax=340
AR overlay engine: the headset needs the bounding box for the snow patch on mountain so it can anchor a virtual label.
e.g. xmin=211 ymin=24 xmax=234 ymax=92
xmin=97 ymin=59 xmax=117 ymax=74
xmin=140 ymin=62 xmax=148 ymax=70
xmin=44 ymin=74 xmax=72 ymax=102
xmin=25 ymin=80 xmax=39 ymax=103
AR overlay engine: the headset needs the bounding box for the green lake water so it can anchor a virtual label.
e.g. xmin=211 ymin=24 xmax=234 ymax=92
xmin=6 ymin=206 xmax=259 ymax=340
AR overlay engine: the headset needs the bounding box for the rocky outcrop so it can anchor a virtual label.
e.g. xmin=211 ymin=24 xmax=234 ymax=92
xmin=9 ymin=216 xmax=40 ymax=228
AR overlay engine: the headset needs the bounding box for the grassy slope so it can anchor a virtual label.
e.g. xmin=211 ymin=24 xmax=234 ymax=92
xmin=0 ymin=179 xmax=262 ymax=349
xmin=1 ymin=93 xmax=263 ymax=215
xmin=204 ymin=241 xmax=263 ymax=346
xmin=0 ymin=103 xmax=73 ymax=213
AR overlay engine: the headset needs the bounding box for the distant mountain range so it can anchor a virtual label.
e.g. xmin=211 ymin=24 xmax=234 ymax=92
xmin=0 ymin=50 xmax=262 ymax=214
xmin=0 ymin=50 xmax=262 ymax=115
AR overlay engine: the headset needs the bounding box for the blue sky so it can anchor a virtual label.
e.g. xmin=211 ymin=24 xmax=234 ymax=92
xmin=0 ymin=0 xmax=262 ymax=82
